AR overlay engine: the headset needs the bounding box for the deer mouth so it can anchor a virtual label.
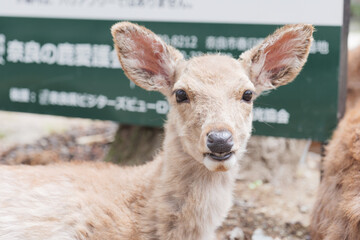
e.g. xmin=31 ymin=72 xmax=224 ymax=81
xmin=206 ymin=152 xmax=233 ymax=161
xmin=203 ymin=152 xmax=237 ymax=172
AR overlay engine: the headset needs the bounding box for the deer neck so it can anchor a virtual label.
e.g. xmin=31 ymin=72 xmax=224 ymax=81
xmin=139 ymin=117 xmax=238 ymax=240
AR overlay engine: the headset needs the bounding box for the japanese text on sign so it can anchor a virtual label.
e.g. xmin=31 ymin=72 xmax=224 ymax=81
xmin=6 ymin=39 xmax=121 ymax=69
xmin=15 ymin=0 xmax=193 ymax=9
xmin=9 ymin=87 xmax=290 ymax=124
xmin=9 ymin=87 xmax=169 ymax=114
xmin=0 ymin=33 xmax=330 ymax=69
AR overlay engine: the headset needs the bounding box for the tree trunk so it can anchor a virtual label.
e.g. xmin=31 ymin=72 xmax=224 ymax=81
xmin=105 ymin=124 xmax=163 ymax=166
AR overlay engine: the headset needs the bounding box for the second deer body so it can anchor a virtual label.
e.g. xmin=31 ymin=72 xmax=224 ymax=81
xmin=310 ymin=47 xmax=360 ymax=240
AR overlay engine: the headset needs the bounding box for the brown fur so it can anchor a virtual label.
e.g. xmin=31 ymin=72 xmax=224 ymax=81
xmin=310 ymin=47 xmax=360 ymax=240
xmin=0 ymin=22 xmax=313 ymax=240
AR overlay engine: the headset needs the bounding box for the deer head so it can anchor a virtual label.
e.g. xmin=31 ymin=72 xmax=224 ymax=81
xmin=112 ymin=22 xmax=313 ymax=172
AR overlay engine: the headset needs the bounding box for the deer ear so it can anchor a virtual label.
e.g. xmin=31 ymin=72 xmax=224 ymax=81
xmin=111 ymin=22 xmax=184 ymax=94
xmin=240 ymin=24 xmax=314 ymax=94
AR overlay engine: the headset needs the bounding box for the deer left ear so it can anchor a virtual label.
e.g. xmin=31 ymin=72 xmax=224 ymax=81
xmin=240 ymin=24 xmax=314 ymax=94
xmin=111 ymin=22 xmax=184 ymax=95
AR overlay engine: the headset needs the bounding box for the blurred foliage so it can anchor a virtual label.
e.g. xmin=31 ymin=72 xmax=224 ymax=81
xmin=351 ymin=2 xmax=360 ymax=18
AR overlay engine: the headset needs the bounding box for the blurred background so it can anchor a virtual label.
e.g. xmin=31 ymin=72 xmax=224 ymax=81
xmin=350 ymin=0 xmax=360 ymax=50
xmin=0 ymin=0 xmax=359 ymax=239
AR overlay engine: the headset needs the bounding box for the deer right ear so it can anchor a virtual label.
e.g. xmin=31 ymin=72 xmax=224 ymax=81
xmin=111 ymin=22 xmax=184 ymax=95
xmin=240 ymin=24 xmax=314 ymax=94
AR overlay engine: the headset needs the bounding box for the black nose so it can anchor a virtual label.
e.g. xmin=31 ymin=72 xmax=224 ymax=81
xmin=207 ymin=130 xmax=234 ymax=153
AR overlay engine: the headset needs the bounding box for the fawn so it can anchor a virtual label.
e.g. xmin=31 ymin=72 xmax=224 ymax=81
xmin=310 ymin=46 xmax=360 ymax=240
xmin=0 ymin=22 xmax=313 ymax=240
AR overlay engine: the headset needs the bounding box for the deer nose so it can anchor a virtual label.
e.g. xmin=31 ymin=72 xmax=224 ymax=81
xmin=207 ymin=130 xmax=234 ymax=153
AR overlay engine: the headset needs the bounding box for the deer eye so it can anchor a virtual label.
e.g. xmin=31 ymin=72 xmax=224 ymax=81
xmin=175 ymin=89 xmax=189 ymax=103
xmin=242 ymin=90 xmax=253 ymax=102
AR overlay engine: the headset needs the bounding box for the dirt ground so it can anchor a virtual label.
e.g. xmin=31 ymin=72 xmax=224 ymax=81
xmin=0 ymin=110 xmax=320 ymax=240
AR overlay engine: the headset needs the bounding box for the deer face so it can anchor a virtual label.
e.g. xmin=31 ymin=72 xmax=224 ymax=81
xmin=112 ymin=22 xmax=313 ymax=172
xmin=168 ymin=55 xmax=255 ymax=171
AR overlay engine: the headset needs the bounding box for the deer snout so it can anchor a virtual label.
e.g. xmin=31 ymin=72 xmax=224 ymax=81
xmin=207 ymin=130 xmax=234 ymax=154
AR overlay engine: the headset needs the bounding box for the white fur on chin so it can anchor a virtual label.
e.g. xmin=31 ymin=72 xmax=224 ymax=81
xmin=203 ymin=154 xmax=237 ymax=172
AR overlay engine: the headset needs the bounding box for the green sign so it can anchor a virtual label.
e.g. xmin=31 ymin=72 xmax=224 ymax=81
xmin=0 ymin=0 xmax=348 ymax=141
